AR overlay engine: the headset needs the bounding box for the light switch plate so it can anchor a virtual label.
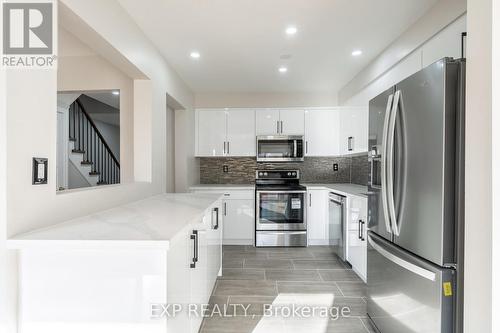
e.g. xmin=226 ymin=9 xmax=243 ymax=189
xmin=33 ymin=157 xmax=48 ymax=185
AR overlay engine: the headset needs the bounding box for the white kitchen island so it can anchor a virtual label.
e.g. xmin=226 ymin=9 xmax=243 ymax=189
xmin=7 ymin=193 xmax=223 ymax=333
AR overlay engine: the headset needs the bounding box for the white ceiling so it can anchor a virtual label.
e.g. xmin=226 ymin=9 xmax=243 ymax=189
xmin=118 ymin=0 xmax=439 ymax=94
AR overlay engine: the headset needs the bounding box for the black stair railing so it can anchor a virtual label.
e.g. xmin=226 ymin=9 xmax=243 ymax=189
xmin=69 ymin=99 xmax=120 ymax=185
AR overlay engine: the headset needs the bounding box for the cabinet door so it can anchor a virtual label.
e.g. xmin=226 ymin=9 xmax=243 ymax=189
xmin=206 ymin=205 xmax=222 ymax=295
xmin=307 ymin=190 xmax=328 ymax=245
xmin=347 ymin=196 xmax=368 ymax=282
xmin=422 ymin=15 xmax=466 ymax=67
xmin=350 ymin=107 xmax=368 ymax=154
xmin=279 ymin=109 xmax=305 ymax=135
xmin=223 ymin=199 xmax=254 ymax=245
xmin=197 ymin=109 xmax=227 ymax=156
xmin=305 ymin=109 xmax=340 ymax=156
xmin=226 ymin=109 xmax=256 ymax=156
xmin=190 ymin=227 xmax=208 ymax=333
xmin=167 ymin=228 xmax=192 ymax=333
xmin=256 ymin=109 xmax=280 ymax=135
xmin=339 ymin=107 xmax=368 ymax=154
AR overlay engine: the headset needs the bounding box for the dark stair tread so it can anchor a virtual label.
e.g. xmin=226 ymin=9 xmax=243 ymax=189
xmin=89 ymin=171 xmax=100 ymax=176
xmin=97 ymin=181 xmax=108 ymax=185
xmin=72 ymin=149 xmax=85 ymax=154
xmin=69 ymin=137 xmax=76 ymax=142
xmin=81 ymin=161 xmax=93 ymax=165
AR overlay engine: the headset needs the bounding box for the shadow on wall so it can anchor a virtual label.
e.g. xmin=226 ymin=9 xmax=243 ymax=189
xmin=57 ymin=90 xmax=121 ymax=191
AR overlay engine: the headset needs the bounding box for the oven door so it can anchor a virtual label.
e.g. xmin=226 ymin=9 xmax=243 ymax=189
xmin=256 ymin=190 xmax=307 ymax=231
xmin=256 ymin=136 xmax=304 ymax=162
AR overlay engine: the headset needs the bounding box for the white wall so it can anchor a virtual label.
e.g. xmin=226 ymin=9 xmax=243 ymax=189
xmin=58 ymin=33 xmax=133 ymax=182
xmin=195 ymin=92 xmax=337 ymax=108
xmin=93 ymin=119 xmax=121 ymax=161
xmin=339 ymin=0 xmax=466 ymax=106
xmin=166 ymin=107 xmax=175 ymax=193
xmin=493 ymin=3 xmax=500 ymax=332
xmin=68 ymin=161 xmax=91 ymax=189
xmin=4 ymin=1 xmax=195 ymax=330
xmin=464 ymin=0 xmax=493 ymax=332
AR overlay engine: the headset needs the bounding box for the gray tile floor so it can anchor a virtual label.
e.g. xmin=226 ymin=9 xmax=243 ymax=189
xmin=199 ymin=245 xmax=377 ymax=333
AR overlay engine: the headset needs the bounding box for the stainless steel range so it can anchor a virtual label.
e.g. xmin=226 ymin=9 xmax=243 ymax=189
xmin=255 ymin=170 xmax=307 ymax=247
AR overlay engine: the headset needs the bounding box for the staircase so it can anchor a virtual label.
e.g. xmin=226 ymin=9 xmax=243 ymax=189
xmin=69 ymin=99 xmax=120 ymax=186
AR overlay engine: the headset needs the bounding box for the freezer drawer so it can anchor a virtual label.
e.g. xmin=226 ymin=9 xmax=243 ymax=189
xmin=367 ymin=232 xmax=455 ymax=333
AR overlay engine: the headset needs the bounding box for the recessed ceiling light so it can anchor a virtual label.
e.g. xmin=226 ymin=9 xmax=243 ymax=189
xmin=286 ymin=26 xmax=297 ymax=35
xmin=278 ymin=66 xmax=288 ymax=73
xmin=112 ymin=91 xmax=120 ymax=96
xmin=351 ymin=50 xmax=363 ymax=57
xmin=190 ymin=51 xmax=201 ymax=59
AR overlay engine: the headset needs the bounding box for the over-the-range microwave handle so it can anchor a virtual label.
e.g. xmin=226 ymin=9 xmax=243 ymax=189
xmin=368 ymin=233 xmax=436 ymax=282
xmin=381 ymin=93 xmax=394 ymax=235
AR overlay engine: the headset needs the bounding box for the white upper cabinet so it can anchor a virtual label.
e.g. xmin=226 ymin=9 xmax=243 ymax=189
xmin=196 ymin=109 xmax=256 ymax=157
xmin=422 ymin=15 xmax=466 ymax=67
xmin=256 ymin=109 xmax=304 ymax=135
xmin=279 ymin=109 xmax=305 ymax=135
xmin=305 ymin=109 xmax=340 ymax=156
xmin=197 ymin=109 xmax=227 ymax=156
xmin=226 ymin=109 xmax=256 ymax=156
xmin=339 ymin=107 xmax=368 ymax=155
xmin=256 ymin=109 xmax=280 ymax=135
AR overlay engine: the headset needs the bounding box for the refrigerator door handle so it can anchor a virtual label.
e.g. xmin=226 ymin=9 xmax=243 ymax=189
xmin=381 ymin=93 xmax=394 ymax=234
xmin=368 ymin=233 xmax=436 ymax=281
xmin=387 ymin=90 xmax=401 ymax=236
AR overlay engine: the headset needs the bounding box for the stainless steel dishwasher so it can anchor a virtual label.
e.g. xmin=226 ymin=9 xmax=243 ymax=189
xmin=328 ymin=193 xmax=347 ymax=261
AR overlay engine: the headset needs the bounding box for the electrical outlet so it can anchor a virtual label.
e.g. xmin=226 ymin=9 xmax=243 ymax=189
xmin=333 ymin=163 xmax=339 ymax=172
xmin=223 ymin=165 xmax=229 ymax=173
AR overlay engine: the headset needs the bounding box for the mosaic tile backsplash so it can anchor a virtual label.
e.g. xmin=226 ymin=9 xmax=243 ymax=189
xmin=199 ymin=155 xmax=369 ymax=185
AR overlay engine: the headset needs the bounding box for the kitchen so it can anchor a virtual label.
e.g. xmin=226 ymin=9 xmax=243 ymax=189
xmin=0 ymin=1 xmax=496 ymax=333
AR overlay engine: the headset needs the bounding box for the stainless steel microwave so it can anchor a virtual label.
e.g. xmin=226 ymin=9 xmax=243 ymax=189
xmin=256 ymin=135 xmax=305 ymax=162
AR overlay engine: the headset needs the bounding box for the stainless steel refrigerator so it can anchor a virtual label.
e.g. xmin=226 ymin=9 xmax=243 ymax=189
xmin=367 ymin=58 xmax=465 ymax=333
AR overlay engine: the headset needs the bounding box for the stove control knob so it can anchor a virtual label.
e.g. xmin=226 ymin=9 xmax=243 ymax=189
xmin=287 ymin=172 xmax=291 ymax=176
xmin=263 ymin=172 xmax=268 ymax=176
xmin=292 ymin=172 xmax=296 ymax=176
xmin=259 ymin=172 xmax=263 ymax=177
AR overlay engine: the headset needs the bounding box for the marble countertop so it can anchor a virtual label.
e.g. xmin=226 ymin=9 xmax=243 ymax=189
xmin=7 ymin=193 xmax=222 ymax=250
xmin=303 ymin=183 xmax=368 ymax=198
xmin=190 ymin=184 xmax=255 ymax=190
xmin=190 ymin=183 xmax=367 ymax=198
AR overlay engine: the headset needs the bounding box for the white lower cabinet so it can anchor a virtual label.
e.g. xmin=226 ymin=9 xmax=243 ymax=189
xmin=307 ymin=189 xmax=329 ymax=245
xmin=347 ymin=195 xmax=368 ymax=282
xmin=167 ymin=203 xmax=222 ymax=333
xmin=222 ymin=199 xmax=254 ymax=245
xmin=190 ymin=188 xmax=255 ymax=245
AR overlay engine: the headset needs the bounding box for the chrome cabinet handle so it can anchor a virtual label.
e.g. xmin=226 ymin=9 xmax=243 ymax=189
xmin=277 ymin=121 xmax=280 ymax=134
xmin=190 ymin=230 xmax=198 ymax=268
xmin=223 ymin=202 xmax=227 ymax=216
xmin=306 ymin=141 xmax=309 ymax=154
xmin=348 ymin=136 xmax=354 ymax=151
xmin=212 ymin=207 xmax=219 ymax=230
xmin=358 ymin=220 xmax=362 ymax=239
xmin=227 ymin=141 xmax=230 ymax=155
xmin=381 ymin=94 xmax=394 ymax=234
xmin=280 ymin=121 xmax=284 ymax=134
xmin=387 ymin=90 xmax=400 ymax=236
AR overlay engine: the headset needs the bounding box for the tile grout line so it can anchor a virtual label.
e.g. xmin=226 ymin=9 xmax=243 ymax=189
xmin=360 ymin=317 xmax=372 ymax=333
